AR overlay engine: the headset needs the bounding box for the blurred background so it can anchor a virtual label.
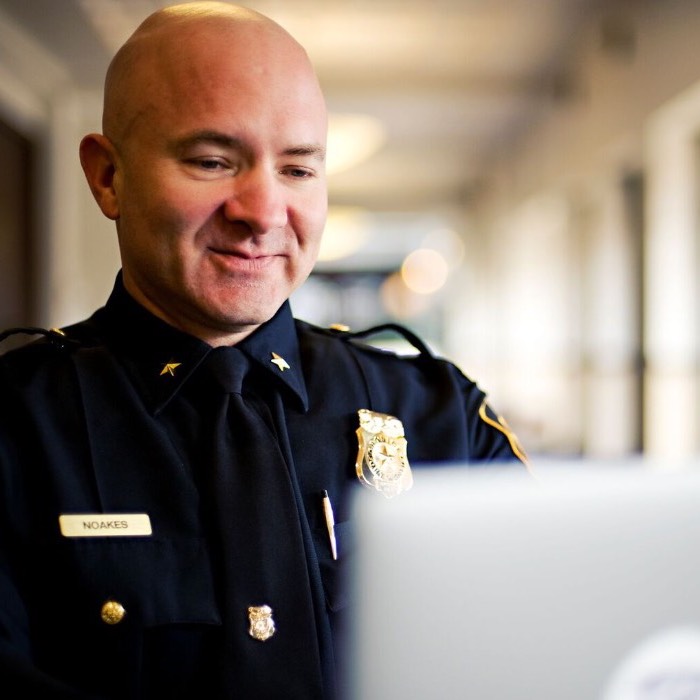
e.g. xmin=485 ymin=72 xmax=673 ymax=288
xmin=0 ymin=0 xmax=699 ymax=462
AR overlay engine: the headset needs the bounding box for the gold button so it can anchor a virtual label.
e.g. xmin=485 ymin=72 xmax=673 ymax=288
xmin=329 ymin=323 xmax=350 ymax=332
xmin=100 ymin=600 xmax=126 ymax=625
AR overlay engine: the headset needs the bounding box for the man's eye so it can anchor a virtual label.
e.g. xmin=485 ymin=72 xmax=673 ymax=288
xmin=284 ymin=167 xmax=314 ymax=179
xmin=183 ymin=157 xmax=238 ymax=178
xmin=194 ymin=158 xmax=226 ymax=170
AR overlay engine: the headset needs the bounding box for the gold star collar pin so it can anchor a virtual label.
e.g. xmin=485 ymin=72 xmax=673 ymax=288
xmin=270 ymin=352 xmax=290 ymax=372
xmin=160 ymin=362 xmax=182 ymax=377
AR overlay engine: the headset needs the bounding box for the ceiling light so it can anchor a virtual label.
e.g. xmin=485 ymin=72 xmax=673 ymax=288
xmin=326 ymin=113 xmax=386 ymax=175
xmin=401 ymin=248 xmax=450 ymax=295
xmin=317 ymin=206 xmax=371 ymax=262
xmin=381 ymin=272 xmax=434 ymax=320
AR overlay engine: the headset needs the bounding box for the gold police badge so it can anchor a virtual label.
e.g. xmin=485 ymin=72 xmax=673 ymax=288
xmin=355 ymin=409 xmax=412 ymax=498
xmin=248 ymin=605 xmax=275 ymax=642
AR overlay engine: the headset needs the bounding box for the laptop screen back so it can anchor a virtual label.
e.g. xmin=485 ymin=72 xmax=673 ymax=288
xmin=346 ymin=463 xmax=700 ymax=700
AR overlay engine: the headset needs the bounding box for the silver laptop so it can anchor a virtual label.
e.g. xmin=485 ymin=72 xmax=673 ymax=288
xmin=346 ymin=461 xmax=700 ymax=699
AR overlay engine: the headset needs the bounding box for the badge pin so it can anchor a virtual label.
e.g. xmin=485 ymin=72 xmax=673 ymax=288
xmin=160 ymin=362 xmax=181 ymax=377
xmin=248 ymin=605 xmax=276 ymax=642
xmin=355 ymin=409 xmax=413 ymax=498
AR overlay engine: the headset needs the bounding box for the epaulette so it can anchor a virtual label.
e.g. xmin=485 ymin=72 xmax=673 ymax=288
xmin=0 ymin=326 xmax=80 ymax=352
xmin=322 ymin=322 xmax=434 ymax=358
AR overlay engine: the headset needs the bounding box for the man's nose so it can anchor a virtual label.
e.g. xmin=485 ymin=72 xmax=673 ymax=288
xmin=222 ymin=169 xmax=288 ymax=233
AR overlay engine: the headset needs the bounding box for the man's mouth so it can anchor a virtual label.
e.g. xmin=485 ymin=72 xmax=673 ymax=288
xmin=208 ymin=247 xmax=279 ymax=271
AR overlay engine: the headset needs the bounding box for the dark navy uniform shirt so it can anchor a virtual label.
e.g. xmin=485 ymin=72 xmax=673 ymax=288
xmin=0 ymin=276 xmax=525 ymax=699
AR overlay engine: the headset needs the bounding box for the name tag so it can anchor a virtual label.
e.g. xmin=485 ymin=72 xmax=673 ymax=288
xmin=59 ymin=513 xmax=152 ymax=538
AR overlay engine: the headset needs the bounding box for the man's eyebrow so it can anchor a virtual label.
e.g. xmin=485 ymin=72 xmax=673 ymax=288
xmin=172 ymin=131 xmax=243 ymax=151
xmin=284 ymin=144 xmax=326 ymax=161
xmin=172 ymin=131 xmax=325 ymax=161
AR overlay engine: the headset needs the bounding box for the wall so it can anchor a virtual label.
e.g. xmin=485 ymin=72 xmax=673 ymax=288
xmin=0 ymin=6 xmax=119 ymax=329
xmin=456 ymin=0 xmax=700 ymax=458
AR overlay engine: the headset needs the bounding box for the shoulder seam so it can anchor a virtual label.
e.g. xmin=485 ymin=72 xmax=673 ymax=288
xmin=296 ymin=319 xmax=434 ymax=358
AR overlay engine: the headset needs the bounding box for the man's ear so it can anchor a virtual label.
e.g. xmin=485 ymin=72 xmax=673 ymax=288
xmin=79 ymin=133 xmax=121 ymax=220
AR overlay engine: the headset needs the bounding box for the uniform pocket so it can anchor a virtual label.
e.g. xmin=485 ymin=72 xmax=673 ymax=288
xmin=60 ymin=536 xmax=221 ymax=627
xmin=313 ymin=520 xmax=354 ymax=613
xmin=32 ymin=536 xmax=222 ymax=698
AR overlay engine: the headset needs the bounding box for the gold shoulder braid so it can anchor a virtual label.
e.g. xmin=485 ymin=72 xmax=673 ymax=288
xmin=478 ymin=399 xmax=530 ymax=467
xmin=355 ymin=409 xmax=413 ymax=498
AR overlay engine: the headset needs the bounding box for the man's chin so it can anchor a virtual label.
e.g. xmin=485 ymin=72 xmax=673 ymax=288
xmin=213 ymin=302 xmax=283 ymax=332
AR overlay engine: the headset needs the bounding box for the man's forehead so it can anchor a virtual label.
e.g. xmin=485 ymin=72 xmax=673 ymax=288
xmin=150 ymin=29 xmax=322 ymax=105
xmin=104 ymin=7 xmax=324 ymax=140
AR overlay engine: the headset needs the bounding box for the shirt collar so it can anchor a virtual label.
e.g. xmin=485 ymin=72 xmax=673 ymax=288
xmin=93 ymin=274 xmax=308 ymax=414
xmin=237 ymin=301 xmax=308 ymax=411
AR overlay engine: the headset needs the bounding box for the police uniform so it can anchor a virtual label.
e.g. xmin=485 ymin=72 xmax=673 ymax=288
xmin=0 ymin=275 xmax=525 ymax=699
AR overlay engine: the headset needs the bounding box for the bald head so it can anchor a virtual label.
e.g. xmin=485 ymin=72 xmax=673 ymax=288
xmin=80 ymin=1 xmax=328 ymax=345
xmin=103 ymin=2 xmax=324 ymax=146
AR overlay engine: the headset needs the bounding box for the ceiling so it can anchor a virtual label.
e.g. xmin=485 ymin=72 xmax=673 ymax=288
xmin=0 ymin=0 xmax=614 ymax=211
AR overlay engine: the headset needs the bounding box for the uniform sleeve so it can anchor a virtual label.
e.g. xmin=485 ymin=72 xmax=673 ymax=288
xmin=339 ymin=331 xmax=528 ymax=467
xmin=457 ymin=368 xmax=529 ymax=465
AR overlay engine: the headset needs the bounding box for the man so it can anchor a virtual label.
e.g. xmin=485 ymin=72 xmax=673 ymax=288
xmin=0 ymin=2 xmax=526 ymax=698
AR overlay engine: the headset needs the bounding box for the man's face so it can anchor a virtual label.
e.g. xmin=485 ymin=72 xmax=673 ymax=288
xmin=108 ymin=26 xmax=328 ymax=344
